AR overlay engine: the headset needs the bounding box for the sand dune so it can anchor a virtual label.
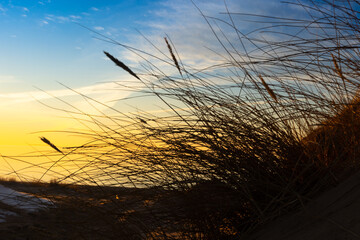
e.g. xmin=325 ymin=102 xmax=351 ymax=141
xmin=251 ymin=172 xmax=360 ymax=240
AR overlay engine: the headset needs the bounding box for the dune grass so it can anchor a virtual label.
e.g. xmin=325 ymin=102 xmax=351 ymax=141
xmin=3 ymin=0 xmax=360 ymax=239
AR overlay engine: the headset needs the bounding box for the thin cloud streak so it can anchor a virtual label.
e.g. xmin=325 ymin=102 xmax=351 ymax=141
xmin=43 ymin=14 xmax=82 ymax=24
xmin=0 ymin=75 xmax=18 ymax=83
xmin=0 ymin=81 xmax=138 ymax=111
xmin=117 ymin=0 xmax=307 ymax=72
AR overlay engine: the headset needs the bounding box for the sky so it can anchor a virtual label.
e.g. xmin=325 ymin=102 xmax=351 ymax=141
xmin=0 ymin=0 xmax=306 ymax=158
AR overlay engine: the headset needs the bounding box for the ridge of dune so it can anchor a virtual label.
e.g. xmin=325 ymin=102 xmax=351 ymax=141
xmin=250 ymin=171 xmax=360 ymax=240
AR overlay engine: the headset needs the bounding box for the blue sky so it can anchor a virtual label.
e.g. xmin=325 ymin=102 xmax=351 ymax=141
xmin=0 ymin=0 xmax=165 ymax=93
xmin=0 ymin=0 xmax=307 ymax=93
xmin=0 ymin=0 xmax=309 ymax=151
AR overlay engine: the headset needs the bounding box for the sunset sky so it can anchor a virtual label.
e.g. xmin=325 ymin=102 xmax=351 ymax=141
xmin=0 ymin=0 xmax=304 ymax=158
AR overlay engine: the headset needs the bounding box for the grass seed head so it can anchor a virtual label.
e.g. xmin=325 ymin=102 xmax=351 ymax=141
xmin=104 ymin=51 xmax=140 ymax=80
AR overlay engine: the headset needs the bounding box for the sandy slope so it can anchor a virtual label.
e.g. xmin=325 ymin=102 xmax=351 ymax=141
xmin=1 ymin=175 xmax=360 ymax=239
xmin=0 ymin=184 xmax=52 ymax=222
xmin=251 ymin=171 xmax=360 ymax=240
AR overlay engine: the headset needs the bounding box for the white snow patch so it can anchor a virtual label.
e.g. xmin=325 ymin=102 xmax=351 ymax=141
xmin=0 ymin=185 xmax=53 ymax=212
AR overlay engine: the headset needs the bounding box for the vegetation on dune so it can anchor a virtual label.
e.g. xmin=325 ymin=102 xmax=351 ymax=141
xmin=4 ymin=0 xmax=360 ymax=239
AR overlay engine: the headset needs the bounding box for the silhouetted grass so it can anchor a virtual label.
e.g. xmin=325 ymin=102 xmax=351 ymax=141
xmin=3 ymin=0 xmax=360 ymax=239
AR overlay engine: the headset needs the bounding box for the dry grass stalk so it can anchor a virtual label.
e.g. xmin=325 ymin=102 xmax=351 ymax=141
xmin=331 ymin=54 xmax=350 ymax=86
xmin=259 ymin=75 xmax=278 ymax=102
xmin=104 ymin=51 xmax=140 ymax=80
xmin=164 ymin=37 xmax=182 ymax=77
xmin=331 ymin=54 xmax=343 ymax=79
xmin=9 ymin=1 xmax=360 ymax=239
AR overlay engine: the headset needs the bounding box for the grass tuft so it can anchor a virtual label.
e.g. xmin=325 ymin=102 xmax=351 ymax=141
xmin=4 ymin=0 xmax=360 ymax=239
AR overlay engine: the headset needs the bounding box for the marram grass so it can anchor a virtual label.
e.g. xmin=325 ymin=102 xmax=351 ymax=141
xmin=5 ymin=1 xmax=360 ymax=239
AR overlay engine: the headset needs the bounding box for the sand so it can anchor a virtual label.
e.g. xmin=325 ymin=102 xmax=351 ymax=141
xmin=250 ymin=171 xmax=360 ymax=240
xmin=0 ymin=174 xmax=360 ymax=239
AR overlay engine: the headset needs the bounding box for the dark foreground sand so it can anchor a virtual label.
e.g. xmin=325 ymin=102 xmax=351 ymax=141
xmin=0 ymin=181 xmax=162 ymax=239
xmin=250 ymin=171 xmax=360 ymax=240
xmin=1 ymin=173 xmax=360 ymax=239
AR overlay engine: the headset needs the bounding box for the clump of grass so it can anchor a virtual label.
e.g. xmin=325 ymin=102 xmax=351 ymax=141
xmin=49 ymin=178 xmax=60 ymax=186
xmin=0 ymin=176 xmax=17 ymax=182
xmin=5 ymin=0 xmax=360 ymax=239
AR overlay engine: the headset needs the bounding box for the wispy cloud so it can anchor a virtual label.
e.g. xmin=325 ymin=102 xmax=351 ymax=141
xmin=70 ymin=15 xmax=81 ymax=20
xmin=116 ymin=0 xmax=235 ymax=71
xmin=38 ymin=0 xmax=50 ymax=5
xmin=117 ymin=0 xmax=307 ymax=72
xmin=42 ymin=14 xmax=81 ymax=24
xmin=57 ymin=16 xmax=69 ymax=22
xmin=94 ymin=26 xmax=104 ymax=31
xmin=0 ymin=75 xmax=18 ymax=83
xmin=90 ymin=7 xmax=99 ymax=11
xmin=0 ymin=81 xmax=138 ymax=113
xmin=0 ymin=4 xmax=7 ymax=14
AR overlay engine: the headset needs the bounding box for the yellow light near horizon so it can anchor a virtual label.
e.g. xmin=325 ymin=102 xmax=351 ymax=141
xmin=0 ymin=101 xmax=85 ymax=154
